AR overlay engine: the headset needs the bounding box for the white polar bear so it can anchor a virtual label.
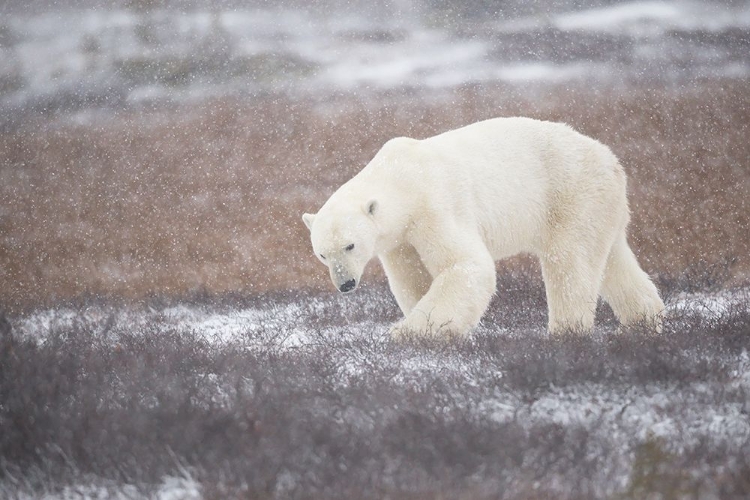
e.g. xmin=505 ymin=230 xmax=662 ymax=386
xmin=302 ymin=117 xmax=664 ymax=337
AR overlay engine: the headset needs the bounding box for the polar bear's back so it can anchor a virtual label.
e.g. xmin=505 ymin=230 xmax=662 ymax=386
xmin=423 ymin=116 xmax=619 ymax=179
xmin=413 ymin=117 xmax=627 ymax=257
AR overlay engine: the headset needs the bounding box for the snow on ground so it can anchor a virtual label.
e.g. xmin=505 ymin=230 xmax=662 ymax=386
xmin=15 ymin=286 xmax=750 ymax=350
xmin=19 ymin=476 xmax=201 ymax=500
xmin=668 ymin=287 xmax=750 ymax=320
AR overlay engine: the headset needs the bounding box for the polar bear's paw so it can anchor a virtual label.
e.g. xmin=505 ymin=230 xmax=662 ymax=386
xmin=388 ymin=313 xmax=457 ymax=341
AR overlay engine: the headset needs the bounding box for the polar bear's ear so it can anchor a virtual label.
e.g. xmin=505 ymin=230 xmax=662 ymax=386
xmin=302 ymin=213 xmax=316 ymax=230
xmin=365 ymin=199 xmax=378 ymax=217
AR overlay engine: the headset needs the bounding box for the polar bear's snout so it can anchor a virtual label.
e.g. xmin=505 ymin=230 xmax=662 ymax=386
xmin=330 ymin=262 xmax=359 ymax=293
xmin=339 ymin=279 xmax=357 ymax=293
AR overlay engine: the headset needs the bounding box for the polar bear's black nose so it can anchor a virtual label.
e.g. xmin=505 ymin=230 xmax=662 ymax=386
xmin=339 ymin=279 xmax=356 ymax=293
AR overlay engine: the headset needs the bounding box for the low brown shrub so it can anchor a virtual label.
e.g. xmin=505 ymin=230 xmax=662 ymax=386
xmin=1 ymin=81 xmax=748 ymax=312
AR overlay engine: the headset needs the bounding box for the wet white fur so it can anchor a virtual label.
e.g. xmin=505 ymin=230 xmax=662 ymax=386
xmin=303 ymin=117 xmax=664 ymax=337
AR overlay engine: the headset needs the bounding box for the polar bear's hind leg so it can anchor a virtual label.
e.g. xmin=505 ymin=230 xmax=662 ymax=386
xmin=600 ymin=233 xmax=665 ymax=331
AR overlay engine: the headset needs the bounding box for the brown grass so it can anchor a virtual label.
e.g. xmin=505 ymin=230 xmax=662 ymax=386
xmin=1 ymin=80 xmax=749 ymax=312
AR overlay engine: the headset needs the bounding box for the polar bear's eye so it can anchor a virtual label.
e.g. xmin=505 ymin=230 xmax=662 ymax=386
xmin=319 ymin=254 xmax=326 ymax=260
xmin=345 ymin=244 xmax=355 ymax=251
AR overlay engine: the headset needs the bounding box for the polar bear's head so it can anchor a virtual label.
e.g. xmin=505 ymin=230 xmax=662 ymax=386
xmin=302 ymin=199 xmax=379 ymax=294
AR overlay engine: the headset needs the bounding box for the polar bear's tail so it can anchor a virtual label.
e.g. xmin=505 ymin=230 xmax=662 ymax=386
xmin=600 ymin=233 xmax=665 ymax=331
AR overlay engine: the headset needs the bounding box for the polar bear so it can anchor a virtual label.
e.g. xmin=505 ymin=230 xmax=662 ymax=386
xmin=302 ymin=117 xmax=664 ymax=337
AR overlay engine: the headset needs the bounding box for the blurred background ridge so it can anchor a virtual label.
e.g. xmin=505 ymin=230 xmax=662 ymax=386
xmin=1 ymin=0 xmax=749 ymax=123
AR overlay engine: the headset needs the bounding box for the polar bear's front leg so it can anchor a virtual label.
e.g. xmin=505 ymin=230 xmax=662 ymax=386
xmin=390 ymin=245 xmax=496 ymax=338
xmin=380 ymin=244 xmax=433 ymax=315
